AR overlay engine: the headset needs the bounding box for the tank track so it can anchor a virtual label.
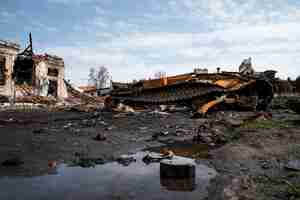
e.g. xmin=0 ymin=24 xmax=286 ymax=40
xmin=112 ymin=78 xmax=273 ymax=111
xmin=113 ymin=82 xmax=224 ymax=104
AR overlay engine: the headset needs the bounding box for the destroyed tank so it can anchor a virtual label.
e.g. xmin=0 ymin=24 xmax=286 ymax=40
xmin=111 ymin=59 xmax=274 ymax=116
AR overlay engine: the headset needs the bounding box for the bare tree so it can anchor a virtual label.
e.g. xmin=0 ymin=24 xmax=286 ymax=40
xmin=88 ymin=66 xmax=110 ymax=89
xmin=88 ymin=67 xmax=96 ymax=86
xmin=154 ymin=71 xmax=166 ymax=79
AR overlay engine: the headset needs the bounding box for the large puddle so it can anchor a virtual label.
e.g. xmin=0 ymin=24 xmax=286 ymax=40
xmin=0 ymin=152 xmax=217 ymax=200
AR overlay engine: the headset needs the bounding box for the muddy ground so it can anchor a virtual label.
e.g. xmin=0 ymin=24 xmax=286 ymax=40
xmin=0 ymin=104 xmax=300 ymax=200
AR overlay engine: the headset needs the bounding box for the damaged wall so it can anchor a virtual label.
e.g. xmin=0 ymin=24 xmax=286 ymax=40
xmin=0 ymin=39 xmax=68 ymax=101
xmin=0 ymin=40 xmax=20 ymax=98
xmin=34 ymin=54 xmax=68 ymax=99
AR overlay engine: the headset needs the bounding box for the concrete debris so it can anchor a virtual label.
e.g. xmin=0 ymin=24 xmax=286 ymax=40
xmin=159 ymin=105 xmax=189 ymax=113
xmin=150 ymin=110 xmax=170 ymax=115
xmin=93 ymin=133 xmax=107 ymax=141
xmin=48 ymin=160 xmax=57 ymax=168
xmin=225 ymin=118 xmax=244 ymax=127
xmin=161 ymin=131 xmax=169 ymax=136
xmin=159 ymin=105 xmax=168 ymax=112
xmin=254 ymin=112 xmax=273 ymax=121
xmin=193 ymin=124 xmax=226 ymax=146
xmin=286 ymin=99 xmax=300 ymax=114
xmin=142 ymin=151 xmax=174 ymax=164
xmin=70 ymin=157 xmax=105 ymax=168
xmin=114 ymin=103 xmax=135 ymax=113
xmin=285 ymin=160 xmax=300 ymax=171
xmin=116 ymin=155 xmax=136 ymax=166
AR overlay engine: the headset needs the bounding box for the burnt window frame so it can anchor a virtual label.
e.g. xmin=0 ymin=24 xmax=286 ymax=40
xmin=47 ymin=68 xmax=59 ymax=77
xmin=14 ymin=56 xmax=34 ymax=85
xmin=0 ymin=56 xmax=6 ymax=85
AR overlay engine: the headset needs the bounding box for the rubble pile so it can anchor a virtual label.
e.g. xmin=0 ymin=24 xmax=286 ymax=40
xmin=59 ymin=80 xmax=107 ymax=112
xmin=193 ymin=124 xmax=227 ymax=146
xmin=0 ymin=95 xmax=8 ymax=103
xmin=286 ymin=98 xmax=300 ymax=114
xmin=15 ymin=84 xmax=57 ymax=105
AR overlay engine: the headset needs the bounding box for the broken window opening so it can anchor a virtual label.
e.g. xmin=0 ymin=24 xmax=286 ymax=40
xmin=47 ymin=68 xmax=59 ymax=77
xmin=14 ymin=56 xmax=34 ymax=85
xmin=0 ymin=57 xmax=5 ymax=85
xmin=48 ymin=80 xmax=57 ymax=97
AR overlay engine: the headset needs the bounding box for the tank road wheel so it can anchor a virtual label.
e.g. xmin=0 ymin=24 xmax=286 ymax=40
xmin=256 ymin=80 xmax=273 ymax=111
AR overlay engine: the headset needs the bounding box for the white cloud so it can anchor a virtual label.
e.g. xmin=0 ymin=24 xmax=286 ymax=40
xmin=40 ymin=0 xmax=300 ymax=84
xmin=46 ymin=0 xmax=96 ymax=4
xmin=30 ymin=21 xmax=59 ymax=32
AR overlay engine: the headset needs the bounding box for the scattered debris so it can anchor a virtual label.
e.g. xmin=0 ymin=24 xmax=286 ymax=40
xmin=193 ymin=124 xmax=226 ymax=146
xmin=69 ymin=157 xmax=105 ymax=168
xmin=116 ymin=155 xmax=136 ymax=166
xmin=48 ymin=160 xmax=57 ymax=168
xmin=285 ymin=160 xmax=300 ymax=171
xmin=114 ymin=103 xmax=135 ymax=113
xmin=287 ymin=99 xmax=300 ymax=114
xmin=93 ymin=133 xmax=106 ymax=141
xmin=152 ymin=130 xmax=170 ymax=139
xmin=149 ymin=110 xmax=170 ymax=115
xmin=254 ymin=112 xmax=273 ymax=121
xmin=143 ymin=151 xmax=174 ymax=164
xmin=284 ymin=180 xmax=300 ymax=199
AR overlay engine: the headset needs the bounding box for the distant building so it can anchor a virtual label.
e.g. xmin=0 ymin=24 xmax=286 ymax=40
xmin=194 ymin=68 xmax=208 ymax=74
xmin=79 ymin=85 xmax=111 ymax=96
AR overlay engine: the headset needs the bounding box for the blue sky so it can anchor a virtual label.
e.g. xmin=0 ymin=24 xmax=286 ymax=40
xmin=1 ymin=0 xmax=300 ymax=85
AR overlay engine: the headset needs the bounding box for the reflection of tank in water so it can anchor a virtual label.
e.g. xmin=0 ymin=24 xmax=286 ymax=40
xmin=160 ymin=177 xmax=196 ymax=191
xmin=160 ymin=156 xmax=196 ymax=192
xmin=111 ymin=59 xmax=275 ymax=116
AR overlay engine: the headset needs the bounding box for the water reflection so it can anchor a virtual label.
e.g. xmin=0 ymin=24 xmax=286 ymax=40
xmin=160 ymin=177 xmax=196 ymax=191
xmin=0 ymin=152 xmax=217 ymax=200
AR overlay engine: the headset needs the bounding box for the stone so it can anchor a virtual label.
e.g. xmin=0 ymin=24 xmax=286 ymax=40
xmin=48 ymin=160 xmax=57 ymax=168
xmin=160 ymin=156 xmax=196 ymax=178
xmin=159 ymin=105 xmax=168 ymax=112
xmin=226 ymin=118 xmax=243 ymax=127
xmin=116 ymin=155 xmax=136 ymax=166
xmin=94 ymin=133 xmax=106 ymax=141
xmin=160 ymin=131 xmax=169 ymax=136
xmin=76 ymin=158 xmax=105 ymax=168
xmin=285 ymin=160 xmax=300 ymax=171
xmin=142 ymin=152 xmax=173 ymax=164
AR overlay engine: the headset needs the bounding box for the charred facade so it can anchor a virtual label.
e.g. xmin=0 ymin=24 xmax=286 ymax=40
xmin=0 ymin=40 xmax=20 ymax=99
xmin=0 ymin=37 xmax=67 ymax=101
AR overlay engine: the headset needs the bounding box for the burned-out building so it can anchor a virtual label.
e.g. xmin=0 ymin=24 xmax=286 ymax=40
xmin=32 ymin=54 xmax=67 ymax=98
xmin=0 ymin=37 xmax=67 ymax=101
xmin=0 ymin=40 xmax=20 ymax=99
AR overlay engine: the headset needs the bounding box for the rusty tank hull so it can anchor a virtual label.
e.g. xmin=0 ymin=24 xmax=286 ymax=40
xmin=111 ymin=71 xmax=274 ymax=115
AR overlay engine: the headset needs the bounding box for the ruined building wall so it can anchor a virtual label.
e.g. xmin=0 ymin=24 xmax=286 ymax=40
xmin=35 ymin=55 xmax=68 ymax=99
xmin=0 ymin=41 xmax=20 ymax=98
